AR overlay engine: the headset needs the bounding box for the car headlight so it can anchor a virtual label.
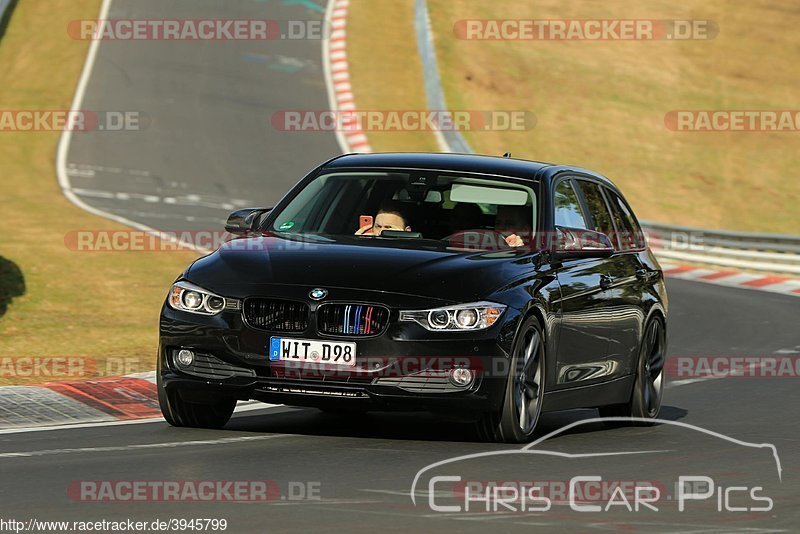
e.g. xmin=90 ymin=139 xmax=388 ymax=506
xmin=167 ymin=281 xmax=236 ymax=316
xmin=399 ymin=302 xmax=506 ymax=332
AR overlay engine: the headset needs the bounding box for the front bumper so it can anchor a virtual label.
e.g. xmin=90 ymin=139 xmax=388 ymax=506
xmin=159 ymin=297 xmax=521 ymax=414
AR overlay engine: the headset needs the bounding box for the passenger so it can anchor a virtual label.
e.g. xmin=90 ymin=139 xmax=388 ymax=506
xmin=355 ymin=203 xmax=412 ymax=236
xmin=451 ymin=202 xmax=483 ymax=232
xmin=495 ymin=205 xmax=531 ymax=247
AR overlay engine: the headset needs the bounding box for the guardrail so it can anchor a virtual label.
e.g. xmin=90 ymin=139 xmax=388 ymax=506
xmin=642 ymin=221 xmax=800 ymax=274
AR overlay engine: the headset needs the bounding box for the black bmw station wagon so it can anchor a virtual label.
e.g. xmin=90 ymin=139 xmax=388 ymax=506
xmin=158 ymin=153 xmax=667 ymax=442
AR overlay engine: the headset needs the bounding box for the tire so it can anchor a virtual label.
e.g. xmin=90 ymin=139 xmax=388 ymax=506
xmin=599 ymin=316 xmax=666 ymax=424
xmin=476 ymin=315 xmax=546 ymax=443
xmin=158 ymin=373 xmax=236 ymax=429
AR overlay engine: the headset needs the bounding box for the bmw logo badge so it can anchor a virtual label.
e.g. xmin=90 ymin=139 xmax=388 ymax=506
xmin=309 ymin=288 xmax=328 ymax=301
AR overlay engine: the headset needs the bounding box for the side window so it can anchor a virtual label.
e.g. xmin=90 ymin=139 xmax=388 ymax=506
xmin=575 ymin=180 xmax=615 ymax=239
xmin=605 ymin=189 xmax=646 ymax=251
xmin=553 ymin=179 xmax=588 ymax=229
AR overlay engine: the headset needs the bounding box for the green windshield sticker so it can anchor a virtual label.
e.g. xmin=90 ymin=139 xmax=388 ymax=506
xmin=278 ymin=221 xmax=295 ymax=231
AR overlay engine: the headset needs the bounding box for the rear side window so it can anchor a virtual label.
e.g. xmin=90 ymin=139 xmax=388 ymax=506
xmin=575 ymin=180 xmax=615 ymax=238
xmin=553 ymin=179 xmax=588 ymax=229
xmin=605 ymin=189 xmax=646 ymax=250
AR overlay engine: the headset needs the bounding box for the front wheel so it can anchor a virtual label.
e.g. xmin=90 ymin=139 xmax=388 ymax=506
xmin=158 ymin=375 xmax=236 ymax=429
xmin=599 ymin=316 xmax=666 ymax=423
xmin=476 ymin=315 xmax=545 ymax=443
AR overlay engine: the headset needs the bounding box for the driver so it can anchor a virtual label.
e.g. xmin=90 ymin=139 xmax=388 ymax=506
xmin=355 ymin=203 xmax=412 ymax=236
xmin=495 ymin=205 xmax=531 ymax=247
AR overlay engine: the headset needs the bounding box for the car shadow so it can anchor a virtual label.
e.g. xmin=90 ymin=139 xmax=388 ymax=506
xmin=226 ymin=407 xmax=484 ymax=443
xmin=0 ymin=256 xmax=25 ymax=318
xmin=535 ymin=404 xmax=689 ymax=438
xmin=223 ymin=404 xmax=689 ymax=444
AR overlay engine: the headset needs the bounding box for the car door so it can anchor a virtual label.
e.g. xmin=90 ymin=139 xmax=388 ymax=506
xmin=575 ymin=179 xmax=646 ymax=378
xmin=601 ymin=187 xmax=651 ymax=376
xmin=551 ymin=177 xmax=618 ymax=388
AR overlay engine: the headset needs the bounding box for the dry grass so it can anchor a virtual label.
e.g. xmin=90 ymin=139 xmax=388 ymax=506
xmin=351 ymin=0 xmax=800 ymax=233
xmin=346 ymin=0 xmax=440 ymax=153
xmin=0 ymin=0 xmax=198 ymax=384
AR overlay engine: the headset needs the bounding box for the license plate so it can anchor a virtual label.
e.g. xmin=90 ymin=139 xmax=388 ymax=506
xmin=269 ymin=337 xmax=357 ymax=367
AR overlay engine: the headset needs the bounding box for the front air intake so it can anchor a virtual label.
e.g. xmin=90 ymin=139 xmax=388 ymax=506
xmin=243 ymin=298 xmax=309 ymax=332
xmin=317 ymin=304 xmax=389 ymax=336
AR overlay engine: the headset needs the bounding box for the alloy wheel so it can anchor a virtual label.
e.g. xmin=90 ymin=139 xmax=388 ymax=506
xmin=642 ymin=319 xmax=665 ymax=417
xmin=514 ymin=327 xmax=544 ymax=433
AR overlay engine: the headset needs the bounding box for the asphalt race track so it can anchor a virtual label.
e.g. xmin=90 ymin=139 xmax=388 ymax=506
xmin=64 ymin=0 xmax=340 ymax=232
xmin=2 ymin=279 xmax=798 ymax=531
xmin=9 ymin=0 xmax=797 ymax=531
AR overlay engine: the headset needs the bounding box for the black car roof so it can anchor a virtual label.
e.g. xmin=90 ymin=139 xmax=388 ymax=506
xmin=321 ymin=152 xmax=618 ymax=189
xmin=322 ymin=152 xmax=552 ymax=180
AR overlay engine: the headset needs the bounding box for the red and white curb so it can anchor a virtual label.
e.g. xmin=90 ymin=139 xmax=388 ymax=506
xmin=660 ymin=261 xmax=800 ymax=297
xmin=324 ymin=0 xmax=371 ymax=153
xmin=0 ymin=372 xmax=272 ymax=431
xmin=0 ymin=373 xmax=160 ymax=429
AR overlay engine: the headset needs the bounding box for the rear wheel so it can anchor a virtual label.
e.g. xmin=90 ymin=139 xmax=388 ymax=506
xmin=477 ymin=315 xmax=545 ymax=443
xmin=599 ymin=316 xmax=665 ymax=423
xmin=158 ymin=374 xmax=236 ymax=429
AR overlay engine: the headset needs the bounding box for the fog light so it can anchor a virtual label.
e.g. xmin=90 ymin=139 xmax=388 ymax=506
xmin=176 ymin=349 xmax=194 ymax=367
xmin=449 ymin=367 xmax=474 ymax=387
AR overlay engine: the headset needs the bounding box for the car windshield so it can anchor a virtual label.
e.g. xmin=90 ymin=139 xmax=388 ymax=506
xmin=268 ymin=171 xmax=537 ymax=251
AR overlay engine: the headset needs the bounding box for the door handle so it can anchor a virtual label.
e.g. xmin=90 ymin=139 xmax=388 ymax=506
xmin=599 ymin=274 xmax=614 ymax=290
xmin=635 ymin=268 xmax=655 ymax=282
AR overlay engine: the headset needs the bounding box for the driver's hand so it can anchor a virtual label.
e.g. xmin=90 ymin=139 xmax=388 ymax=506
xmin=504 ymin=234 xmax=524 ymax=247
xmin=355 ymin=225 xmax=374 ymax=236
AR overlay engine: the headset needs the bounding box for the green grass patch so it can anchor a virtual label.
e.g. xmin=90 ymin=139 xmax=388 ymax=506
xmin=0 ymin=0 xmax=199 ymax=385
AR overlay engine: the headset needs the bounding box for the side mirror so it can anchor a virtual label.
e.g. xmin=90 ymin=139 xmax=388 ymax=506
xmin=225 ymin=208 xmax=271 ymax=236
xmin=552 ymin=226 xmax=615 ymax=261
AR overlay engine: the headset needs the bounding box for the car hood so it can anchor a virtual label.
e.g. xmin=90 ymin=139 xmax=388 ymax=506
xmin=186 ymin=235 xmax=537 ymax=302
